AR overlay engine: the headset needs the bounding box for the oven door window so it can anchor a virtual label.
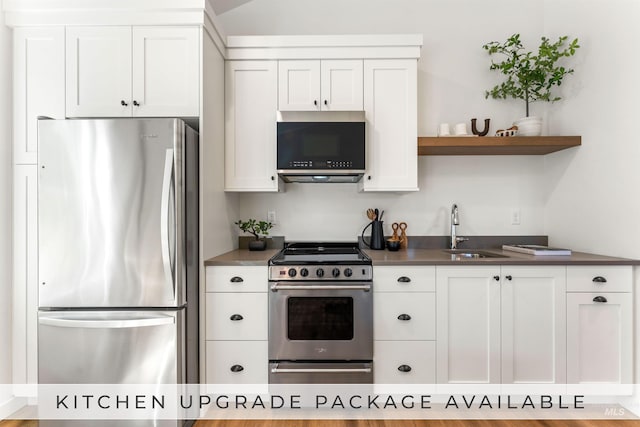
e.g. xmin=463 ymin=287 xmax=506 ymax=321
xmin=287 ymin=297 xmax=353 ymax=340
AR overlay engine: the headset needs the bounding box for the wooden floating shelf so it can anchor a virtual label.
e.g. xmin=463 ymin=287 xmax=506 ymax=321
xmin=417 ymin=136 xmax=582 ymax=156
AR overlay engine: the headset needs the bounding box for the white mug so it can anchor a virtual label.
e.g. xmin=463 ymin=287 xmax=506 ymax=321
xmin=438 ymin=123 xmax=451 ymax=136
xmin=454 ymin=122 xmax=468 ymax=135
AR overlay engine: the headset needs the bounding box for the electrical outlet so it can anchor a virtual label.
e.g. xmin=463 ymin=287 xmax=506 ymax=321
xmin=511 ymin=209 xmax=521 ymax=225
xmin=267 ymin=210 xmax=277 ymax=224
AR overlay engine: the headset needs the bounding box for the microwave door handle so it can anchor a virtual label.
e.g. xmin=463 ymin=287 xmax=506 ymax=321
xmin=270 ymin=284 xmax=371 ymax=292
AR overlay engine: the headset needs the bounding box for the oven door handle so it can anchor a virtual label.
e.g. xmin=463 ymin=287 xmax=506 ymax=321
xmin=271 ymin=365 xmax=372 ymax=374
xmin=270 ymin=284 xmax=371 ymax=292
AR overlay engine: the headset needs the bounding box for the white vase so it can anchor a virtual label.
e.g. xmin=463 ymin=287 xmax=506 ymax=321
xmin=513 ymin=116 xmax=542 ymax=136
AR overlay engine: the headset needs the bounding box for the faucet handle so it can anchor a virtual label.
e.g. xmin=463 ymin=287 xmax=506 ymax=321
xmin=456 ymin=236 xmax=469 ymax=243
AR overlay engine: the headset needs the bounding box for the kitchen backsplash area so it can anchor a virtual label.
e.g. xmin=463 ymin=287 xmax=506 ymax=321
xmin=239 ymin=155 xmax=547 ymax=241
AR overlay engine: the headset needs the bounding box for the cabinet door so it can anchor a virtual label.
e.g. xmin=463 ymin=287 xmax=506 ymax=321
xmin=225 ymin=61 xmax=279 ymax=191
xmin=361 ymin=59 xmax=418 ymax=191
xmin=567 ymin=293 xmax=632 ymax=384
xmin=320 ymin=59 xmax=363 ymax=111
xmin=501 ymin=266 xmax=566 ymax=384
xmin=132 ymin=26 xmax=199 ymax=117
xmin=66 ymin=26 xmax=132 ymax=117
xmin=436 ymin=266 xmax=500 ymax=384
xmin=13 ymin=165 xmax=38 ymax=385
xmin=13 ymin=27 xmax=65 ymax=164
xmin=278 ymin=60 xmax=320 ymax=111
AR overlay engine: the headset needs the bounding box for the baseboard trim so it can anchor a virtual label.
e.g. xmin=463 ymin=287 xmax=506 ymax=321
xmin=0 ymin=396 xmax=27 ymax=420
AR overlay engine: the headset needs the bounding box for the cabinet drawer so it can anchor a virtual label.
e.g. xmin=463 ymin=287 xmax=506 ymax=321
xmin=374 ymin=341 xmax=435 ymax=384
xmin=206 ymin=293 xmax=267 ymax=340
xmin=206 ymin=266 xmax=267 ymax=292
xmin=567 ymin=266 xmax=632 ymax=292
xmin=374 ymin=293 xmax=435 ymax=340
xmin=374 ymin=266 xmax=435 ymax=292
xmin=205 ymin=341 xmax=267 ymax=384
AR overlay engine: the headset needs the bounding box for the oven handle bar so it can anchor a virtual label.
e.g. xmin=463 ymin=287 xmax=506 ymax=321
xmin=271 ymin=365 xmax=372 ymax=374
xmin=270 ymin=284 xmax=371 ymax=292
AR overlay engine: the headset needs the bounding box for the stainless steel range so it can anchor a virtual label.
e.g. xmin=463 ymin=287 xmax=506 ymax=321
xmin=268 ymin=242 xmax=373 ymax=384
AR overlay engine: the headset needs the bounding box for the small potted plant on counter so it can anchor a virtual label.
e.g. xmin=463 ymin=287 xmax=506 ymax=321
xmin=483 ymin=33 xmax=580 ymax=136
xmin=235 ymin=219 xmax=274 ymax=251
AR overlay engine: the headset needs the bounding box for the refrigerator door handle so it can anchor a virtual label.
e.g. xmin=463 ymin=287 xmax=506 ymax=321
xmin=39 ymin=315 xmax=175 ymax=329
xmin=160 ymin=148 xmax=176 ymax=300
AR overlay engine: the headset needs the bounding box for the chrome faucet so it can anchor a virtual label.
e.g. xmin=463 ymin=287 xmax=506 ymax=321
xmin=450 ymin=203 xmax=469 ymax=249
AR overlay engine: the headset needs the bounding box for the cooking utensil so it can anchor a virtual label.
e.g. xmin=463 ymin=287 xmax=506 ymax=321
xmin=399 ymin=222 xmax=408 ymax=249
xmin=374 ymin=208 xmax=379 ymax=221
xmin=379 ymin=210 xmax=384 ymax=221
xmin=390 ymin=223 xmax=400 ymax=241
xmin=366 ymin=208 xmax=375 ymax=221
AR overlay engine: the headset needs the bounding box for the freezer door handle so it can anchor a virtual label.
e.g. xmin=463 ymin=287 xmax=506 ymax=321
xmin=39 ymin=315 xmax=175 ymax=329
xmin=160 ymin=148 xmax=176 ymax=300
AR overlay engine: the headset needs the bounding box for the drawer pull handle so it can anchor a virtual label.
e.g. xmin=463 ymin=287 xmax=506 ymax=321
xmin=505 ymin=275 xmax=513 ymax=281
xmin=398 ymin=365 xmax=412 ymax=373
xmin=397 ymin=276 xmax=411 ymax=283
xmin=493 ymin=275 xmax=500 ymax=281
xmin=230 ymin=364 xmax=244 ymax=373
xmin=230 ymin=276 xmax=243 ymax=283
xmin=593 ymin=296 xmax=608 ymax=303
xmin=397 ymin=314 xmax=411 ymax=321
xmin=592 ymin=276 xmax=607 ymax=283
xmin=230 ymin=314 xmax=243 ymax=321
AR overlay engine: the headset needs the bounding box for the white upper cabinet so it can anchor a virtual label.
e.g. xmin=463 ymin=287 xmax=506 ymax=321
xmin=66 ymin=26 xmax=199 ymax=117
xmin=13 ymin=27 xmax=65 ymax=164
xmin=360 ymin=59 xmax=418 ymax=192
xmin=278 ymin=60 xmax=363 ymax=111
xmin=225 ymin=61 xmax=279 ymax=192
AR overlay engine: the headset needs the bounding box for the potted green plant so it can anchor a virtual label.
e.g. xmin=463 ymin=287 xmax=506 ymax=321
xmin=235 ymin=219 xmax=274 ymax=251
xmin=483 ymin=33 xmax=580 ymax=136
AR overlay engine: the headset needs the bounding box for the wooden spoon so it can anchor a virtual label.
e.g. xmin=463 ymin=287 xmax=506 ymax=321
xmin=366 ymin=208 xmax=375 ymax=221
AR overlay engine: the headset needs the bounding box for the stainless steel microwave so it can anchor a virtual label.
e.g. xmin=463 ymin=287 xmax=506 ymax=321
xmin=276 ymin=121 xmax=365 ymax=183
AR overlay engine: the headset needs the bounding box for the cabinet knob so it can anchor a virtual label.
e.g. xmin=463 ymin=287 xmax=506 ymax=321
xmin=133 ymin=100 xmax=140 ymax=106
xmin=397 ymin=276 xmax=411 ymax=283
xmin=593 ymin=296 xmax=608 ymax=303
xmin=324 ymin=100 xmax=328 ymax=105
xmin=314 ymin=100 xmax=318 ymax=106
xmin=229 ymin=314 xmax=243 ymax=321
xmin=120 ymin=100 xmax=128 ymax=106
xmin=592 ymin=276 xmax=607 ymax=283
xmin=397 ymin=365 xmax=412 ymax=373
xmin=493 ymin=275 xmax=500 ymax=281
xmin=505 ymin=275 xmax=513 ymax=281
xmin=271 ymin=176 xmax=275 ymax=181
xmin=230 ymin=364 xmax=244 ymax=372
xmin=368 ymin=176 xmax=371 ymax=180
xmin=397 ymin=313 xmax=411 ymax=321
xmin=230 ymin=276 xmax=243 ymax=283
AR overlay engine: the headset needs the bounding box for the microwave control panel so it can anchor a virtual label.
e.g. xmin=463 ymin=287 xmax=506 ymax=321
xmin=288 ymin=160 xmax=355 ymax=169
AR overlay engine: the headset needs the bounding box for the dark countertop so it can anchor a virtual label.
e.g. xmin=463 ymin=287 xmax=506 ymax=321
xmin=204 ymin=249 xmax=280 ymax=266
xmin=364 ymin=248 xmax=640 ymax=266
xmin=204 ymin=248 xmax=639 ymax=266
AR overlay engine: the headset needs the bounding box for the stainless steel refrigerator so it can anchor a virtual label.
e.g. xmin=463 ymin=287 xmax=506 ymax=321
xmin=37 ymin=118 xmax=199 ymax=427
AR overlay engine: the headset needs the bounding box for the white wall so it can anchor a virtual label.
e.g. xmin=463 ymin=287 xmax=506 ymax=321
xmin=0 ymin=0 xmax=13 ymax=410
xmin=220 ymin=0 xmax=554 ymax=241
xmin=542 ymin=0 xmax=640 ymax=259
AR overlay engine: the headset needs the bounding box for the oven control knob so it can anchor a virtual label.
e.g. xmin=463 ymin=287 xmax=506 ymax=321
xmin=300 ymin=268 xmax=309 ymax=277
xmin=288 ymin=268 xmax=297 ymax=277
xmin=332 ymin=268 xmax=341 ymax=278
xmin=316 ymin=268 xmax=325 ymax=278
xmin=344 ymin=268 xmax=353 ymax=277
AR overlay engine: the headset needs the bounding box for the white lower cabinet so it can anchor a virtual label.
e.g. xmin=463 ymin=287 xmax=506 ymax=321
xmin=373 ymin=266 xmax=435 ymax=384
xmin=205 ymin=266 xmax=268 ymax=385
xmin=436 ymin=265 xmax=567 ymax=384
xmin=566 ymin=266 xmax=632 ymax=384
xmin=205 ymin=341 xmax=268 ymax=384
xmin=374 ymin=341 xmax=435 ymax=384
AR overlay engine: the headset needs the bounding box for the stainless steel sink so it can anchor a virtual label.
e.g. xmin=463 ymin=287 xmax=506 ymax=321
xmin=443 ymin=249 xmax=509 ymax=259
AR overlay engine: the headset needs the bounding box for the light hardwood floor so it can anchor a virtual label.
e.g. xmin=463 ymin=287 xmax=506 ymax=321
xmin=3 ymin=421 xmax=640 ymax=427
